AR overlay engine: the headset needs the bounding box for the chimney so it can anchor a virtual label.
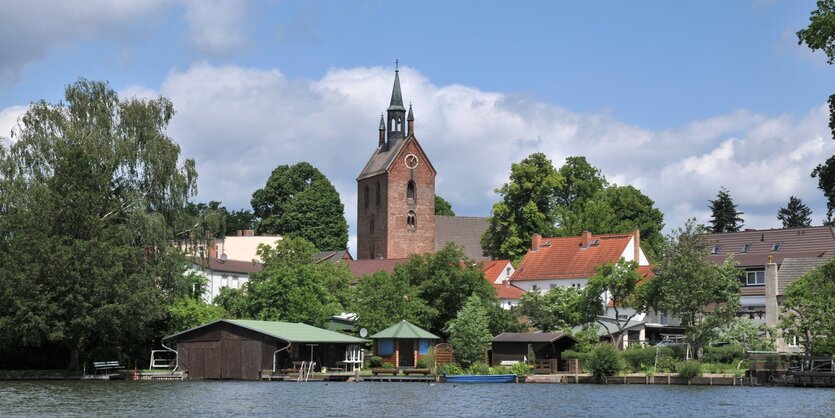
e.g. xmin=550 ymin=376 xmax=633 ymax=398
xmin=244 ymin=229 xmax=255 ymax=237
xmin=765 ymin=261 xmax=778 ymax=329
xmin=633 ymin=229 xmax=641 ymax=263
xmin=237 ymin=230 xmax=243 ymax=237
xmin=209 ymin=242 xmax=218 ymax=260
xmin=581 ymin=230 xmax=592 ymax=248
xmin=531 ymin=234 xmax=542 ymax=251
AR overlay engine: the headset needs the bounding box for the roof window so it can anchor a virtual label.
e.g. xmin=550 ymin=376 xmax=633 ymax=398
xmin=741 ymin=244 xmax=751 ymax=253
xmin=772 ymin=242 xmax=782 ymax=251
xmin=589 ymin=239 xmax=600 ymax=247
xmin=711 ymin=245 xmax=720 ymax=254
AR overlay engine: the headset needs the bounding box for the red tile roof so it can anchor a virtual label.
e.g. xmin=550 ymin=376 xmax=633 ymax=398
xmin=493 ymin=283 xmax=525 ymax=300
xmin=511 ymin=233 xmax=635 ymax=281
xmin=481 ymin=259 xmax=510 ymax=283
xmin=349 ymin=258 xmax=410 ymax=277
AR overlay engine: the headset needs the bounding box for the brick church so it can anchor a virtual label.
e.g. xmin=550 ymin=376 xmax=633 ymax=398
xmin=356 ymin=69 xmax=487 ymax=261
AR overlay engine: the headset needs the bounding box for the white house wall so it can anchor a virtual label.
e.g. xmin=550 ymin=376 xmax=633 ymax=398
xmin=620 ymin=237 xmax=649 ymax=265
xmin=191 ymin=264 xmax=250 ymax=304
xmin=513 ymin=278 xmax=589 ymax=293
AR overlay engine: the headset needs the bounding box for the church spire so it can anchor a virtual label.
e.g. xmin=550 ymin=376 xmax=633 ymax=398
xmin=407 ymin=102 xmax=414 ymax=135
xmin=386 ymin=63 xmax=406 ymax=142
xmin=378 ymin=114 xmax=385 ymax=148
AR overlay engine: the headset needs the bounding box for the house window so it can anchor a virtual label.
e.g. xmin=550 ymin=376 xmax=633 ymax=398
xmin=772 ymin=242 xmax=783 ymax=251
xmin=742 ymin=244 xmax=750 ymax=253
xmin=407 ymin=180 xmax=416 ymax=201
xmin=506 ymin=267 xmax=511 ymax=276
xmin=419 ymin=339 xmax=432 ymax=355
xmin=531 ymin=285 xmax=539 ymax=291
xmin=377 ymin=339 xmax=394 ymax=355
xmin=711 ymin=245 xmax=720 ymax=254
xmin=590 ymin=239 xmax=600 ymax=247
xmin=787 ymin=335 xmax=798 ymax=347
xmin=746 ymin=270 xmax=765 ymax=286
xmin=550 ymin=284 xmax=557 ymax=290
xmin=660 ymin=314 xmax=669 ymax=325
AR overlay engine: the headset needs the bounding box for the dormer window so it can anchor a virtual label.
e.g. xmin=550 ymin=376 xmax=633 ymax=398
xmin=711 ymin=245 xmax=720 ymax=254
xmin=741 ymin=244 xmax=750 ymax=253
xmin=772 ymin=242 xmax=783 ymax=251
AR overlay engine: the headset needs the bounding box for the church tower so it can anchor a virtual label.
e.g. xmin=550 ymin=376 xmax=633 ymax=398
xmin=356 ymin=68 xmax=436 ymax=259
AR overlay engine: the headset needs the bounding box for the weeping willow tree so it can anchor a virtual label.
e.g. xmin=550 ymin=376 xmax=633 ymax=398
xmin=0 ymin=79 xmax=199 ymax=369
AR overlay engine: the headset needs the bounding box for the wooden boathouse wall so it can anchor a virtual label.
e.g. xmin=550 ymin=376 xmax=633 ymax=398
xmin=177 ymin=322 xmax=280 ymax=380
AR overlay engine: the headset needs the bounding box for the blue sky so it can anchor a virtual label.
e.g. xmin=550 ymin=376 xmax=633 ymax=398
xmin=1 ymin=0 xmax=832 ymax=255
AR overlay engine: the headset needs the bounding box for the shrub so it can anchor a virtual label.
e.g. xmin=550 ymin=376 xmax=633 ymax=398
xmin=439 ymin=363 xmax=463 ymax=376
xmin=416 ymin=357 xmax=430 ymax=369
xmin=509 ymin=362 xmax=533 ymax=376
xmin=702 ymin=345 xmax=744 ymax=364
xmin=655 ymin=355 xmax=678 ymax=373
xmin=466 ymin=362 xmax=491 ymax=375
xmin=586 ymin=344 xmax=624 ymax=382
xmin=677 ymin=361 xmax=702 ymax=380
xmin=622 ymin=346 xmax=657 ymax=372
xmin=364 ymin=356 xmax=382 ymax=368
xmin=382 ymin=362 xmax=395 ymax=369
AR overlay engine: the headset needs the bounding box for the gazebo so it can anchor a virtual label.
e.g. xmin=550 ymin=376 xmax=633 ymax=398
xmin=369 ymin=320 xmax=440 ymax=368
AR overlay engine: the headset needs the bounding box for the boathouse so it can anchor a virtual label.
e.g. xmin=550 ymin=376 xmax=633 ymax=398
xmin=491 ymin=332 xmax=577 ymax=373
xmin=369 ymin=320 xmax=440 ymax=368
xmin=164 ymin=319 xmax=368 ymax=380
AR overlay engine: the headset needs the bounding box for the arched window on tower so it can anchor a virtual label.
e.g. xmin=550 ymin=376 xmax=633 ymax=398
xmin=406 ymin=210 xmax=417 ymax=231
xmin=364 ymin=186 xmax=369 ymax=209
xmin=407 ymin=180 xmax=416 ymax=202
xmin=370 ymin=216 xmax=375 ymax=234
xmin=375 ymin=182 xmax=381 ymax=206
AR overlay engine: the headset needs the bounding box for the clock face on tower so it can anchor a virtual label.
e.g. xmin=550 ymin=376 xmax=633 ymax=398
xmin=404 ymin=154 xmax=419 ymax=169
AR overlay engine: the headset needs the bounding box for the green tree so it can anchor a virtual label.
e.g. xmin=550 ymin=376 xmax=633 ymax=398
xmin=554 ymin=156 xmax=608 ymax=233
xmin=780 ymin=259 xmax=835 ymax=356
xmin=234 ymin=236 xmax=352 ymax=327
xmin=394 ymin=243 xmax=498 ymax=336
xmin=226 ymin=208 xmax=255 ymax=234
xmin=777 ymin=196 xmax=813 ymax=228
xmin=251 ymin=162 xmax=348 ymax=251
xmin=435 ymin=195 xmax=455 ymax=216
xmin=0 ymin=79 xmax=197 ymax=369
xmin=445 ymin=295 xmax=492 ymax=368
xmin=798 ymin=2 xmax=835 ymax=220
xmin=163 ymin=297 xmax=226 ymax=337
xmin=481 ymin=153 xmax=563 ymax=260
xmin=518 ymin=286 xmax=586 ymax=332
xmin=719 ymin=317 xmax=775 ymax=352
xmin=648 ymin=220 xmax=742 ymax=358
xmin=551 ymin=158 xmax=664 ymax=261
xmin=348 ymin=271 xmax=435 ymax=335
xmin=583 ymin=259 xmax=652 ymax=348
xmin=708 ymin=187 xmax=744 ymax=233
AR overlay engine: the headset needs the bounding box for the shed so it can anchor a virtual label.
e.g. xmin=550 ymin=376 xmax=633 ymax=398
xmin=164 ymin=319 xmax=368 ymax=380
xmin=369 ymin=320 xmax=440 ymax=368
xmin=491 ymin=332 xmax=577 ymax=373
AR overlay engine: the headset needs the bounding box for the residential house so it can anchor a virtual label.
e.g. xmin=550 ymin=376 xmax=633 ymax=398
xmin=482 ymin=259 xmax=524 ymax=309
xmin=510 ymin=230 xmax=676 ymax=346
xmin=706 ymin=226 xmax=835 ymax=351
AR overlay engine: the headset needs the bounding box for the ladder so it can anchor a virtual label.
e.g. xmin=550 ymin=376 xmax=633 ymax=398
xmin=296 ymin=361 xmax=316 ymax=382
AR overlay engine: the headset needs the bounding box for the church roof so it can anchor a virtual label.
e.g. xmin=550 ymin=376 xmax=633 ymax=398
xmin=388 ymin=70 xmax=406 ymax=111
xmin=356 ymin=134 xmax=411 ymax=180
xmin=435 ymin=215 xmax=489 ymax=261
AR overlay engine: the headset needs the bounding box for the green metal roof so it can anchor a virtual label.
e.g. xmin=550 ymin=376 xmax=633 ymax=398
xmin=369 ymin=320 xmax=440 ymax=340
xmin=164 ymin=319 xmax=368 ymax=344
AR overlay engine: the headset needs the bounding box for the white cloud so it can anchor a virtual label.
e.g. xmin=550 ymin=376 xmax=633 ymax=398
xmin=0 ymin=0 xmax=169 ymax=79
xmin=0 ymin=105 xmax=27 ymax=140
xmin=183 ymin=0 xmax=248 ymax=55
xmin=5 ymin=63 xmax=832 ymax=256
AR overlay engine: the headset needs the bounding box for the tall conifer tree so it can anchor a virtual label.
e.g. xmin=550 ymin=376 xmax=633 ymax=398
xmin=708 ymin=187 xmax=744 ymax=233
xmin=777 ymin=196 xmax=813 ymax=228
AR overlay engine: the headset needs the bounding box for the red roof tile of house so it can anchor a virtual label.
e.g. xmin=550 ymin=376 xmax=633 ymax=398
xmin=493 ymin=283 xmax=525 ymax=300
xmin=481 ymin=259 xmax=510 ymax=283
xmin=511 ymin=233 xmax=636 ymax=281
xmin=349 ymin=258 xmax=410 ymax=277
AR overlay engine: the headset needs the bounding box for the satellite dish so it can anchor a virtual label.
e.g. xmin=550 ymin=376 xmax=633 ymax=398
xmin=359 ymin=328 xmax=368 ymax=338
xmin=219 ymin=253 xmax=228 ymax=263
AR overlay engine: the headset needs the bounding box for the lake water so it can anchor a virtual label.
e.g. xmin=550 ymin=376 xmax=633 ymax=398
xmin=1 ymin=380 xmax=833 ymax=417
